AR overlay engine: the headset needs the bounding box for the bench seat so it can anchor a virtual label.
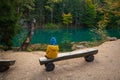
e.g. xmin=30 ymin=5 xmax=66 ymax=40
xmin=39 ymin=48 xmax=98 ymax=65
xmin=0 ymin=60 xmax=15 ymax=66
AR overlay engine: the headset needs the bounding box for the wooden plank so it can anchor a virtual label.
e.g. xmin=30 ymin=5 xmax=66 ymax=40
xmin=0 ymin=60 xmax=16 ymax=66
xmin=39 ymin=48 xmax=98 ymax=65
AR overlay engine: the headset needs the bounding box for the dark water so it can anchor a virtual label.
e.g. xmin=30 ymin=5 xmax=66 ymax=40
xmin=13 ymin=28 xmax=120 ymax=47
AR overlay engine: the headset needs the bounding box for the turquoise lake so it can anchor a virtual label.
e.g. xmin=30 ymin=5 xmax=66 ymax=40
xmin=13 ymin=27 xmax=120 ymax=46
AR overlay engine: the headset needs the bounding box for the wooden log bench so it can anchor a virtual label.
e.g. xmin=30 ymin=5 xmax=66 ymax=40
xmin=39 ymin=48 xmax=98 ymax=71
xmin=0 ymin=60 xmax=16 ymax=72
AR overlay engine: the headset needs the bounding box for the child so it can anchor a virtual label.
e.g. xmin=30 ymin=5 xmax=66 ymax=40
xmin=45 ymin=37 xmax=59 ymax=59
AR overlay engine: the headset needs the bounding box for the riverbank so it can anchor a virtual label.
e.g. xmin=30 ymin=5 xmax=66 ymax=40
xmin=0 ymin=39 xmax=120 ymax=80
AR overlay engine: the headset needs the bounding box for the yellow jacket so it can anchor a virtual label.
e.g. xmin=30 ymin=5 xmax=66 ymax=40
xmin=46 ymin=45 xmax=59 ymax=59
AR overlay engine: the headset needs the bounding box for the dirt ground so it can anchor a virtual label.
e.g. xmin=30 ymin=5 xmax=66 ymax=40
xmin=0 ymin=40 xmax=120 ymax=80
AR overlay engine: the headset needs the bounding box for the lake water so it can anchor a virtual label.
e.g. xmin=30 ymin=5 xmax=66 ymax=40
xmin=13 ymin=27 xmax=120 ymax=46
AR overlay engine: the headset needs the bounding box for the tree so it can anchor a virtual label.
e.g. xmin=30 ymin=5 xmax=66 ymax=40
xmin=45 ymin=0 xmax=62 ymax=23
xmin=19 ymin=0 xmax=36 ymax=50
xmin=19 ymin=18 xmax=36 ymax=50
xmin=61 ymin=0 xmax=83 ymax=26
xmin=0 ymin=0 xmax=35 ymax=50
xmin=96 ymin=0 xmax=120 ymax=28
xmin=62 ymin=13 xmax=72 ymax=31
xmin=82 ymin=0 xmax=96 ymax=27
xmin=0 ymin=0 xmax=21 ymax=50
xmin=33 ymin=0 xmax=46 ymax=26
xmin=106 ymin=0 xmax=120 ymax=28
xmin=92 ymin=0 xmax=120 ymax=40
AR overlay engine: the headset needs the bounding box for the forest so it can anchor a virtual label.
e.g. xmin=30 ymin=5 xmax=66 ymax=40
xmin=0 ymin=0 xmax=120 ymax=50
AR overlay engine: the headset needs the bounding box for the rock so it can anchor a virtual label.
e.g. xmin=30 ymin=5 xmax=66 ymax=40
xmin=76 ymin=45 xmax=86 ymax=49
xmin=71 ymin=44 xmax=77 ymax=50
xmin=70 ymin=42 xmax=75 ymax=45
xmin=79 ymin=42 xmax=88 ymax=44
xmin=71 ymin=44 xmax=86 ymax=50
xmin=107 ymin=36 xmax=117 ymax=41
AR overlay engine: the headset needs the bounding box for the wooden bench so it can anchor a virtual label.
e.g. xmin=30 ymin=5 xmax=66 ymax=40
xmin=39 ymin=48 xmax=98 ymax=71
xmin=0 ymin=60 xmax=16 ymax=72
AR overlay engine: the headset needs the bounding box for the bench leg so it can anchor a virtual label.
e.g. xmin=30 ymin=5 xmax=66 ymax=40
xmin=45 ymin=63 xmax=55 ymax=71
xmin=84 ymin=55 xmax=94 ymax=62
xmin=0 ymin=65 xmax=10 ymax=72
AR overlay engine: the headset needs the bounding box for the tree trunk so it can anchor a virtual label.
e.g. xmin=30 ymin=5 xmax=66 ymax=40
xmin=51 ymin=10 xmax=53 ymax=23
xmin=19 ymin=19 xmax=36 ymax=51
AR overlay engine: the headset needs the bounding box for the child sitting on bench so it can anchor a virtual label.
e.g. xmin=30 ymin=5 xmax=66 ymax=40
xmin=45 ymin=37 xmax=59 ymax=59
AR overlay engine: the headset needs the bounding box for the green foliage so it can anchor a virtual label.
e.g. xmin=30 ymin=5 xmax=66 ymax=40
xmin=14 ymin=29 xmax=28 ymax=46
xmin=62 ymin=13 xmax=72 ymax=25
xmin=0 ymin=0 xmax=21 ymax=50
xmin=106 ymin=1 xmax=120 ymax=28
xmin=29 ymin=0 xmax=120 ymax=28
xmin=59 ymin=32 xmax=72 ymax=51
xmin=92 ymin=0 xmax=120 ymax=41
xmin=59 ymin=42 xmax=72 ymax=52
xmin=91 ymin=13 xmax=108 ymax=41
xmin=44 ymin=23 xmax=60 ymax=29
xmin=96 ymin=0 xmax=120 ymax=28
xmin=82 ymin=0 xmax=96 ymax=27
xmin=33 ymin=0 xmax=46 ymax=25
xmin=22 ymin=0 xmax=35 ymax=10
xmin=31 ymin=0 xmax=97 ymax=27
xmin=45 ymin=0 xmax=62 ymax=23
xmin=61 ymin=32 xmax=72 ymax=43
xmin=91 ymin=27 xmax=108 ymax=41
xmin=61 ymin=0 xmax=82 ymax=25
xmin=0 ymin=0 xmax=35 ymax=50
xmin=1 ymin=0 xmax=120 ymax=50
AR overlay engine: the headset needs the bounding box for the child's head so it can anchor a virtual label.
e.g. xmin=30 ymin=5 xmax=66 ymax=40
xmin=50 ymin=37 xmax=57 ymax=45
